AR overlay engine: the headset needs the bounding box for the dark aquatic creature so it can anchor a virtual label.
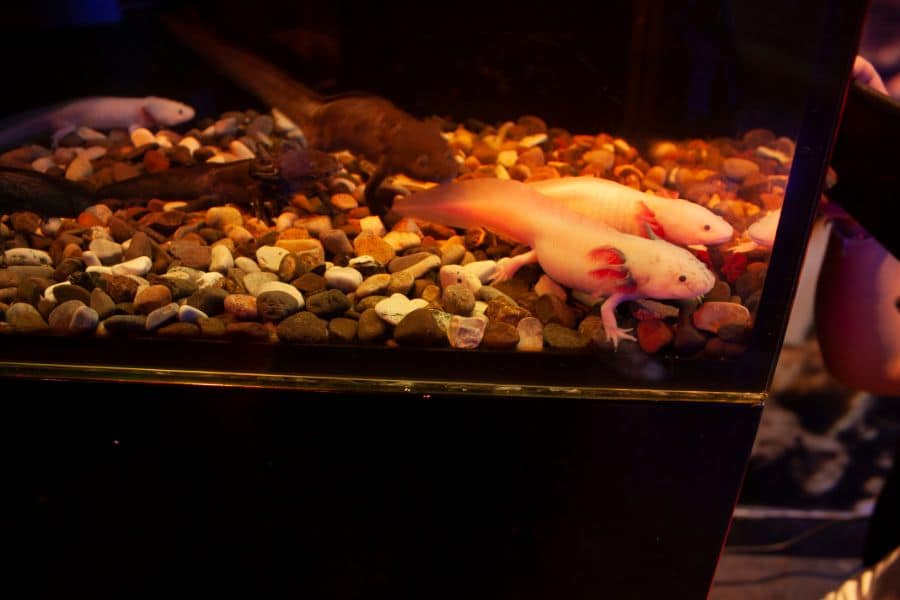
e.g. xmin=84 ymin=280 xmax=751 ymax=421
xmin=0 ymin=166 xmax=96 ymax=216
xmin=96 ymin=144 xmax=341 ymax=217
xmin=163 ymin=15 xmax=458 ymax=216
xmin=1 ymin=145 xmax=340 ymax=218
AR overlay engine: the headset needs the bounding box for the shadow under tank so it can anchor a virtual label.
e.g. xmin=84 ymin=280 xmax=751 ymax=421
xmin=0 ymin=0 xmax=870 ymax=597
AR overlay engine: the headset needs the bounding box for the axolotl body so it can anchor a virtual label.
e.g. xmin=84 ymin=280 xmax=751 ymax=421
xmin=0 ymin=96 xmax=195 ymax=149
xmin=528 ymin=176 xmax=734 ymax=247
xmin=393 ymin=178 xmax=716 ymax=348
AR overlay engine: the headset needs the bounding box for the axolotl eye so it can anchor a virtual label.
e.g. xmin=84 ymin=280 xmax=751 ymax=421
xmin=703 ymin=224 xmax=711 ymax=231
xmin=678 ymin=275 xmax=687 ymax=282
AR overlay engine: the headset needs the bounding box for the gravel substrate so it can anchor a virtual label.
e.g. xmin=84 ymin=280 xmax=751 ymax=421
xmin=0 ymin=108 xmax=791 ymax=359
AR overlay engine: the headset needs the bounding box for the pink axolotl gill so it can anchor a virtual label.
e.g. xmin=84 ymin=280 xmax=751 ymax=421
xmin=528 ymin=176 xmax=734 ymax=247
xmin=0 ymin=96 xmax=195 ymax=149
xmin=393 ymin=178 xmax=716 ymax=348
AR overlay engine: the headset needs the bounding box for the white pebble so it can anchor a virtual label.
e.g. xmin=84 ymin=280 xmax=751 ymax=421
xmin=165 ymin=266 xmax=204 ymax=282
xmin=130 ymin=127 xmax=155 ymax=147
xmin=439 ymin=265 xmax=481 ymax=294
xmin=85 ymin=265 xmax=112 ymax=274
xmin=110 ymin=256 xmax=152 ymax=277
xmin=473 ymin=300 xmax=488 ymax=316
xmin=197 ymin=272 xmax=224 ymax=289
xmin=4 ymin=248 xmax=52 ymax=266
xmin=258 ymin=281 xmax=305 ymax=308
xmin=178 ymin=136 xmax=201 ymax=154
xmin=243 ymin=272 xmax=279 ymax=296
xmin=44 ymin=281 xmax=71 ymax=303
xmin=234 ymin=256 xmax=261 ymax=273
xmin=275 ymin=212 xmax=297 ymax=232
xmin=164 ymin=201 xmax=188 ymax=212
xmin=178 ymin=304 xmax=208 ymax=323
xmin=256 ymin=245 xmax=290 ymax=272
xmin=229 ymin=140 xmax=255 ymax=160
xmin=209 ymin=245 xmax=234 ymax=274
xmin=399 ymin=254 xmax=441 ymax=279
xmin=31 ymin=156 xmax=56 ymax=173
xmin=324 ymin=266 xmax=363 ymax=293
xmin=374 ymin=293 xmax=429 ymax=325
xmin=41 ymin=217 xmax=62 ymax=237
xmin=517 ymin=317 xmax=544 ymax=352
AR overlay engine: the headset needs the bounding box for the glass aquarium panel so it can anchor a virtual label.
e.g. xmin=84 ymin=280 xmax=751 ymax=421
xmin=0 ymin=0 xmax=867 ymax=395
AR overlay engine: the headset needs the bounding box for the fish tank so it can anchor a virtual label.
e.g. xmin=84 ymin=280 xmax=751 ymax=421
xmin=0 ymin=0 xmax=869 ymax=598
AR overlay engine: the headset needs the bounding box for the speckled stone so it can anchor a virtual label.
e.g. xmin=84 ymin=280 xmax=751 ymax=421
xmin=484 ymin=297 xmax=531 ymax=326
xmin=692 ymin=301 xmax=751 ymax=334
xmin=152 ymin=275 xmax=198 ymax=301
xmin=277 ymin=312 xmax=329 ymax=343
xmin=389 ymin=252 xmax=433 ymax=274
xmin=387 ymin=271 xmax=414 ymax=296
xmin=243 ymin=271 xmax=279 ymax=296
xmin=328 ymin=317 xmax=358 ymax=343
xmin=356 ymin=273 xmax=391 ymax=298
xmin=577 ymin=315 xmax=613 ymax=350
xmin=442 ymin=284 xmax=475 ymax=316
xmin=293 ymin=272 xmax=327 ymax=296
xmin=305 ymin=289 xmax=352 ymax=317
xmin=394 ymin=308 xmax=444 ymax=346
xmin=7 ymin=302 xmax=50 ymax=333
xmin=481 ymin=321 xmax=519 ymax=349
xmin=224 ymin=294 xmax=258 ymax=320
xmin=102 ymin=275 xmax=140 ymax=303
xmin=198 ymin=316 xmax=227 ymax=338
xmin=439 ymin=265 xmax=482 ymax=294
xmin=543 ymin=323 xmax=590 ymax=350
xmin=353 ymin=231 xmax=395 ymax=265
xmin=357 ymin=308 xmax=388 ymax=342
xmin=226 ymin=321 xmax=272 ymax=342
xmin=257 ymin=291 xmax=300 ymax=322
xmin=133 ymin=284 xmax=173 ymax=315
xmin=156 ymin=322 xmax=200 ymax=338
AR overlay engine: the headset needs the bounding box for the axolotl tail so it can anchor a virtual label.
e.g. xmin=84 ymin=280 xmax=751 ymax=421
xmin=393 ymin=178 xmax=574 ymax=244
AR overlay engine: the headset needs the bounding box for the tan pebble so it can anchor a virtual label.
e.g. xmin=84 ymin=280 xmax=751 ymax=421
xmin=227 ymin=225 xmax=254 ymax=245
xmin=275 ymin=238 xmax=323 ymax=256
xmin=356 ymin=273 xmax=392 ymax=298
xmin=129 ymin=127 xmax=155 ymax=147
xmin=519 ymin=133 xmax=548 ymax=148
xmin=65 ymin=153 xmax=93 ymax=181
xmin=330 ymin=193 xmax=358 ymax=211
xmin=178 ymin=136 xmax=200 ymax=153
xmin=229 ymin=140 xmax=255 ymax=160
xmin=278 ymin=226 xmax=310 ymax=240
xmin=275 ymin=213 xmax=297 ymax=232
xmin=692 ymin=301 xmax=751 ymax=333
xmin=134 ymin=284 xmax=173 ymax=315
xmin=383 ymin=231 xmax=421 ymax=251
xmin=359 ymin=215 xmax=386 ymax=237
xmin=164 ymin=201 xmax=188 ymax=212
xmin=294 ymin=215 xmax=332 ymax=236
xmin=534 ymin=275 xmax=567 ymax=301
xmin=224 ymin=294 xmax=258 ymax=320
xmin=353 ymin=231 xmax=395 ymax=265
xmin=206 ymin=206 xmax=243 ymax=229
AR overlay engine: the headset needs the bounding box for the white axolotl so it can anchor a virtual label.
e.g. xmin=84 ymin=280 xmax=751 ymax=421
xmin=393 ymin=177 xmax=716 ymax=348
xmin=0 ymin=96 xmax=195 ymax=149
xmin=528 ymin=175 xmax=734 ymax=247
xmin=747 ymin=208 xmax=781 ymax=249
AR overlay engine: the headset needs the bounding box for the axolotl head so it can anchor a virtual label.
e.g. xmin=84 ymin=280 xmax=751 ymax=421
xmin=633 ymin=242 xmax=716 ymax=301
xmin=391 ymin=119 xmax=459 ymax=183
xmin=142 ymin=96 xmax=195 ymax=126
xmin=648 ymin=197 xmax=734 ymax=246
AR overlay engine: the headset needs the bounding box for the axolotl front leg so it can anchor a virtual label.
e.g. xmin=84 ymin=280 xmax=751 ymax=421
xmin=597 ymin=291 xmax=639 ymax=348
xmin=490 ymin=249 xmax=538 ymax=283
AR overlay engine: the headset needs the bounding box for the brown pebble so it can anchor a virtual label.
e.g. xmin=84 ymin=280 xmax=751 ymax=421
xmin=481 ymin=320 xmax=519 ymax=349
xmin=636 ymin=319 xmax=674 ymax=354
xmin=133 ymin=284 xmax=173 ymax=315
xmin=226 ymin=321 xmax=272 ymax=341
xmin=157 ymin=322 xmax=200 ymax=338
xmin=143 ymin=149 xmax=170 ymax=173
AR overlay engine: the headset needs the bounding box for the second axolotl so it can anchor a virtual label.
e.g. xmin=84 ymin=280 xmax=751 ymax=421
xmin=393 ymin=178 xmax=716 ymax=348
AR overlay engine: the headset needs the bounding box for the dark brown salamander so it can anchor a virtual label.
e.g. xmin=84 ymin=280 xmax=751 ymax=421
xmin=97 ymin=145 xmax=341 ymax=216
xmin=0 ymin=166 xmax=96 ymax=216
xmin=163 ymin=16 xmax=458 ymax=216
